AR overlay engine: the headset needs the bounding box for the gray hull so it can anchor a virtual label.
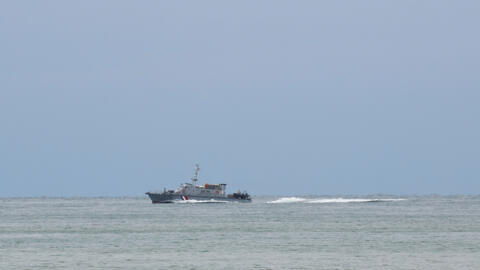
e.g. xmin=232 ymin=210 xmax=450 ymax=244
xmin=146 ymin=192 xmax=251 ymax=203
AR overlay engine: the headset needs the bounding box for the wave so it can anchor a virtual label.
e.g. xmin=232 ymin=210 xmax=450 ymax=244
xmin=267 ymin=197 xmax=406 ymax=204
xmin=306 ymin=198 xmax=406 ymax=204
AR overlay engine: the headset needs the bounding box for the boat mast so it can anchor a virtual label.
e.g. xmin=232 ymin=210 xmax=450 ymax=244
xmin=191 ymin=164 xmax=200 ymax=185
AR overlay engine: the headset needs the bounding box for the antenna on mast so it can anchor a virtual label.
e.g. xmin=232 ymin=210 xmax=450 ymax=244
xmin=191 ymin=163 xmax=200 ymax=184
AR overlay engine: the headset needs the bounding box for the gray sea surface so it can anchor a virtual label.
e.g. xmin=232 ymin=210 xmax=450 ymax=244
xmin=1 ymin=195 xmax=479 ymax=269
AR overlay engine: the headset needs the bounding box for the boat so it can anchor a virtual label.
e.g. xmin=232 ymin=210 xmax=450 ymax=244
xmin=145 ymin=164 xmax=251 ymax=203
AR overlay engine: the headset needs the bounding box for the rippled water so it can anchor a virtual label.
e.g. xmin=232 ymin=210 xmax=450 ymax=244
xmin=1 ymin=196 xmax=479 ymax=269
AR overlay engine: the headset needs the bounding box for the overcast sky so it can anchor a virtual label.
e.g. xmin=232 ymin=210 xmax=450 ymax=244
xmin=1 ymin=1 xmax=479 ymax=196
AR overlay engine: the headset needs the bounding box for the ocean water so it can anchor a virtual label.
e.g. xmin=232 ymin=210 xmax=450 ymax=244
xmin=1 ymin=196 xmax=479 ymax=270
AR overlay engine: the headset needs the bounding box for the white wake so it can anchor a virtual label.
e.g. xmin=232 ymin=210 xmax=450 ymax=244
xmin=267 ymin=197 xmax=406 ymax=204
xmin=266 ymin=197 xmax=308 ymax=204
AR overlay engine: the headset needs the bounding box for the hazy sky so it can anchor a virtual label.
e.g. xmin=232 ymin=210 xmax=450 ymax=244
xmin=1 ymin=1 xmax=479 ymax=196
